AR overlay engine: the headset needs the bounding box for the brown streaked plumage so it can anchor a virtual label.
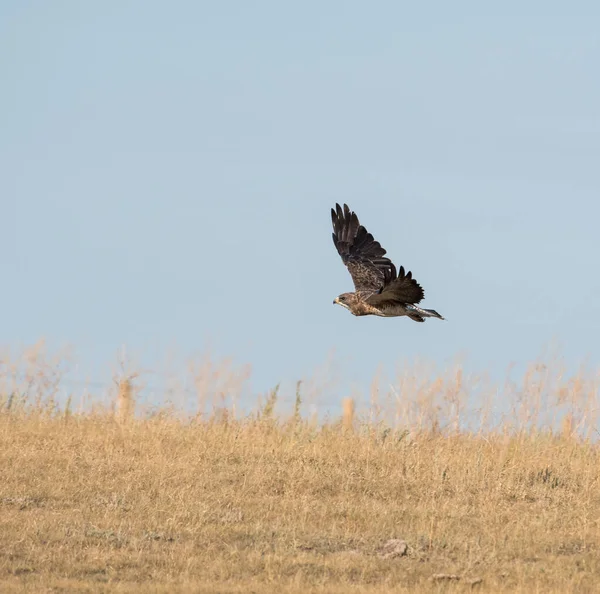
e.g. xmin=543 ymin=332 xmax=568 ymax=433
xmin=331 ymin=203 xmax=445 ymax=322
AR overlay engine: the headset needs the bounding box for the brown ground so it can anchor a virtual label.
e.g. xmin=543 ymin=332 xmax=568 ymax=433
xmin=1 ymin=407 xmax=599 ymax=593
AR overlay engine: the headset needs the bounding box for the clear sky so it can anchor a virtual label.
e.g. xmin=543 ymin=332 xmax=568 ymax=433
xmin=3 ymin=2 xmax=600 ymax=411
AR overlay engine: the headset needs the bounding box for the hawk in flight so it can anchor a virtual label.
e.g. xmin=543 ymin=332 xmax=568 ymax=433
xmin=331 ymin=203 xmax=444 ymax=322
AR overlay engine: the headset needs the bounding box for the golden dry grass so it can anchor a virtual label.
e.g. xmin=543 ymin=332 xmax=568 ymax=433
xmin=1 ymin=343 xmax=600 ymax=592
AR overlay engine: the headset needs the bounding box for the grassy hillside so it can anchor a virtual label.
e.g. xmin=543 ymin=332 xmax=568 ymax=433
xmin=1 ymin=345 xmax=599 ymax=592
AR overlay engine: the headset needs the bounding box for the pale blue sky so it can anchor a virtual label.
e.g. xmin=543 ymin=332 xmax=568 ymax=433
xmin=3 ymin=2 xmax=600 ymax=409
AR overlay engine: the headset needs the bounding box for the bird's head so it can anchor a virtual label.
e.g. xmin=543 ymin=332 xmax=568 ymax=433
xmin=333 ymin=292 xmax=358 ymax=312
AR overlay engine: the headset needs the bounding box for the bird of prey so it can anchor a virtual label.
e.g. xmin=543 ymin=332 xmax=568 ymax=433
xmin=331 ymin=203 xmax=444 ymax=322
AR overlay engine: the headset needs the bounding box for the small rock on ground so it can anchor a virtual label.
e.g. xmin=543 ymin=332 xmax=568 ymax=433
xmin=378 ymin=539 xmax=408 ymax=559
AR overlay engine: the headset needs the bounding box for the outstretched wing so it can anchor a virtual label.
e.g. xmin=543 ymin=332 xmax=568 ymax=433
xmin=331 ymin=203 xmax=394 ymax=296
xmin=366 ymin=264 xmax=425 ymax=306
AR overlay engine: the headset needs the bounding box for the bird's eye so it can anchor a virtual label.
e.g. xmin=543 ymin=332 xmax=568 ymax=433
xmin=339 ymin=296 xmax=345 ymax=301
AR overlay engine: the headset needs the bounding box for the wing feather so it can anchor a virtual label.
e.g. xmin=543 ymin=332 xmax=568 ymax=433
xmin=331 ymin=203 xmax=394 ymax=295
xmin=366 ymin=264 xmax=425 ymax=306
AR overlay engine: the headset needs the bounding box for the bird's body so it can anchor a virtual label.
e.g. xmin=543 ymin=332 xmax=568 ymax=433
xmin=335 ymin=292 xmax=440 ymax=320
xmin=331 ymin=203 xmax=444 ymax=323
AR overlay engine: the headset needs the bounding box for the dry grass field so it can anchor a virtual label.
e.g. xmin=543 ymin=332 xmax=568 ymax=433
xmin=1 ymin=343 xmax=600 ymax=593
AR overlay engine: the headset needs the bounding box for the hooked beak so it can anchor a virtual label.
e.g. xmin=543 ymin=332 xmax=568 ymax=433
xmin=333 ymin=297 xmax=339 ymax=305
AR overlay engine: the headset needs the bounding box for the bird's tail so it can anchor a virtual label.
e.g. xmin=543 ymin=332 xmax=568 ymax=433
xmin=407 ymin=304 xmax=445 ymax=321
